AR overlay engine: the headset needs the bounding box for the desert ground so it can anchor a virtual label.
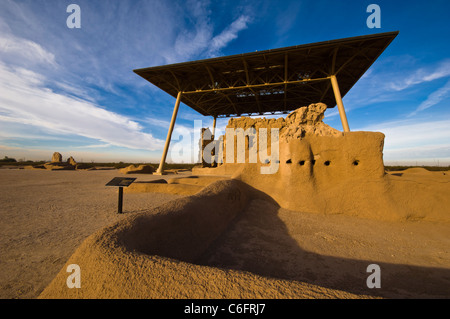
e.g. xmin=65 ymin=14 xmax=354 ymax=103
xmin=1 ymin=166 xmax=449 ymax=299
xmin=0 ymin=168 xmax=182 ymax=298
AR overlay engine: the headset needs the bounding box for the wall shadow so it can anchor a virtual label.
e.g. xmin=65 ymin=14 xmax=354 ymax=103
xmin=195 ymin=185 xmax=450 ymax=299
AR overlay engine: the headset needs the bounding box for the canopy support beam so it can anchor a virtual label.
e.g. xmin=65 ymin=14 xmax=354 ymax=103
xmin=212 ymin=116 xmax=217 ymax=138
xmin=155 ymin=91 xmax=182 ymax=175
xmin=330 ymin=75 xmax=350 ymax=132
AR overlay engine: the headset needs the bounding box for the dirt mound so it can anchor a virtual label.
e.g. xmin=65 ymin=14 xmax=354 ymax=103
xmin=39 ymin=174 xmax=450 ymax=298
xmin=39 ymin=179 xmax=372 ymax=299
xmin=401 ymin=167 xmax=433 ymax=174
xmin=120 ymin=164 xmax=155 ymax=174
xmin=166 ymin=175 xmax=229 ymax=186
xmin=125 ymin=181 xmax=204 ymax=196
xmin=43 ymin=163 xmax=76 ymax=171
xmin=124 ymin=176 xmax=232 ymax=196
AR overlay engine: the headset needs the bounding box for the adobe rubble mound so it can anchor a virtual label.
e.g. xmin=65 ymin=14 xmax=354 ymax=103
xmin=226 ymin=103 xmax=341 ymax=143
xmin=280 ymin=103 xmax=341 ymax=141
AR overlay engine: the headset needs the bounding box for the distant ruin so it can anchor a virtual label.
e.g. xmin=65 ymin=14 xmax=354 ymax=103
xmin=25 ymin=152 xmax=87 ymax=171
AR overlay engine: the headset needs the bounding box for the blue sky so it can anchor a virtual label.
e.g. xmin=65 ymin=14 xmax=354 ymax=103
xmin=0 ymin=0 xmax=449 ymax=165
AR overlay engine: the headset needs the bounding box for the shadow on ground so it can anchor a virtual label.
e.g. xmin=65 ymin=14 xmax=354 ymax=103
xmin=194 ymin=185 xmax=450 ymax=299
xmin=39 ymin=179 xmax=450 ymax=299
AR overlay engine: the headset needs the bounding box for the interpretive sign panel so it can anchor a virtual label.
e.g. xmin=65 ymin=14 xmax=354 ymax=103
xmin=105 ymin=177 xmax=137 ymax=187
xmin=105 ymin=177 xmax=137 ymax=214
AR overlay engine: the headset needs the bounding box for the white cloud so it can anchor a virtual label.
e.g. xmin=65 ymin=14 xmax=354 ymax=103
xmin=387 ymin=59 xmax=450 ymax=91
xmin=165 ymin=0 xmax=252 ymax=62
xmin=0 ymin=1 xmax=255 ymax=161
xmin=383 ymin=144 xmax=450 ymax=160
xmin=0 ymin=31 xmax=57 ymax=68
xmin=0 ymin=144 xmax=22 ymax=151
xmin=143 ymin=117 xmax=171 ymax=129
xmin=174 ymin=22 xmax=213 ymax=61
xmin=275 ymin=1 xmax=302 ymax=37
xmin=410 ymin=79 xmax=450 ymax=116
xmin=356 ymin=119 xmax=450 ymax=163
xmin=171 ymin=13 xmax=252 ymax=61
xmin=208 ymin=15 xmax=251 ymax=55
xmin=0 ymin=62 xmax=164 ymax=151
xmin=75 ymin=143 xmax=112 ymax=149
xmin=331 ymin=57 xmax=450 ymax=119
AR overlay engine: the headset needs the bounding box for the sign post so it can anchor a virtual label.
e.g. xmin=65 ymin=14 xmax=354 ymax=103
xmin=105 ymin=177 xmax=137 ymax=214
xmin=117 ymin=186 xmax=124 ymax=214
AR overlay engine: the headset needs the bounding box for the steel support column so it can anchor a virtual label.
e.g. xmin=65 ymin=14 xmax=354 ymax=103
xmin=155 ymin=91 xmax=182 ymax=175
xmin=212 ymin=116 xmax=217 ymax=138
xmin=330 ymin=75 xmax=350 ymax=132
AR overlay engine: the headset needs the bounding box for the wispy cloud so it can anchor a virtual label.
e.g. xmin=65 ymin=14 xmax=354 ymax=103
xmin=409 ymin=79 xmax=450 ymax=116
xmin=1 ymin=0 xmax=250 ymax=94
xmin=356 ymin=119 xmax=450 ymax=163
xmin=0 ymin=61 xmax=164 ymax=151
xmin=172 ymin=0 xmax=213 ymax=62
xmin=0 ymin=144 xmax=23 ymax=151
xmin=275 ymin=1 xmax=302 ymax=37
xmin=387 ymin=59 xmax=450 ymax=91
xmin=143 ymin=117 xmax=171 ymax=129
xmin=333 ymin=57 xmax=450 ymax=119
xmin=0 ymin=0 xmax=257 ymax=163
xmin=172 ymin=9 xmax=251 ymax=61
xmin=208 ymin=15 xmax=251 ymax=56
xmin=74 ymin=143 xmax=112 ymax=149
xmin=0 ymin=32 xmax=57 ymax=67
xmin=383 ymin=144 xmax=450 ymax=163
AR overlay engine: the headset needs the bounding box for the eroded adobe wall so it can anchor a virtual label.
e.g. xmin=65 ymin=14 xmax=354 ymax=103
xmin=234 ymin=131 xmax=386 ymax=213
xmin=278 ymin=131 xmax=386 ymax=187
xmin=198 ymin=103 xmax=387 ymax=215
xmin=210 ymin=103 xmax=385 ymax=179
xmin=219 ymin=103 xmax=342 ymax=165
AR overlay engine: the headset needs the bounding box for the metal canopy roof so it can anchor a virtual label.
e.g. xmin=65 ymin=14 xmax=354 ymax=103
xmin=134 ymin=31 xmax=398 ymax=118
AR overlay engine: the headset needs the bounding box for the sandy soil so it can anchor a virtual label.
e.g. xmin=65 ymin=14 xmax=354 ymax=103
xmin=1 ymin=168 xmax=449 ymax=299
xmin=0 ymin=168 xmax=182 ymax=299
xmin=199 ymin=199 xmax=450 ymax=298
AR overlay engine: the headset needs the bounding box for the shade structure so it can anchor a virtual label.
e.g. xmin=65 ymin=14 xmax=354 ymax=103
xmin=134 ymin=31 xmax=399 ymax=118
xmin=135 ymin=31 xmax=399 ymax=174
